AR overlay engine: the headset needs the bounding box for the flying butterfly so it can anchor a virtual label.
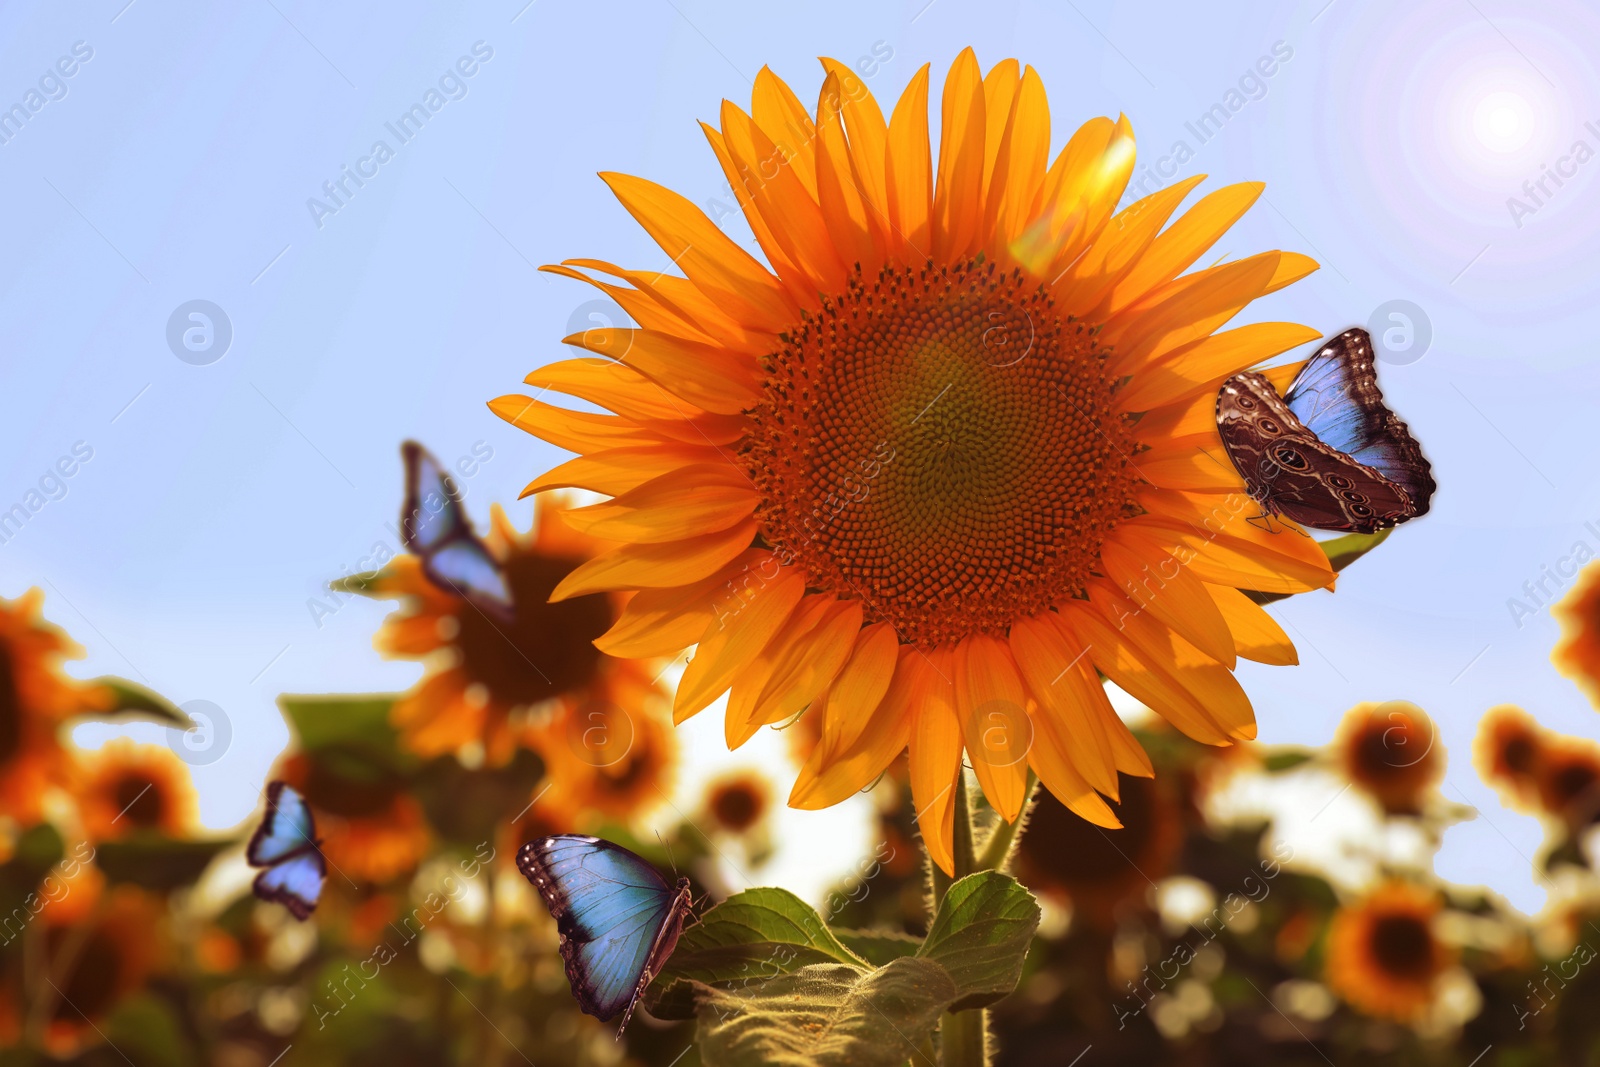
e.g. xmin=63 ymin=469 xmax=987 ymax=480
xmin=247 ymin=781 xmax=326 ymax=920
xmin=518 ymin=835 xmax=694 ymax=1036
xmin=1215 ymin=328 xmax=1436 ymax=534
xmin=400 ymin=440 xmax=513 ymax=619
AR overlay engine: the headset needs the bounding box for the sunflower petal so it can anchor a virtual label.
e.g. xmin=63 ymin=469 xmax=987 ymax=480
xmin=953 ymin=634 xmax=1030 ymax=822
xmin=789 ymin=623 xmax=904 ymax=809
xmin=1104 ymin=181 xmax=1266 ymax=314
xmin=675 ymin=567 xmax=806 ymax=723
xmin=1007 ymin=613 xmax=1118 ymax=796
xmin=560 ymin=328 xmax=761 ymax=414
xmin=566 ymin=465 xmax=757 ymax=543
xmin=885 ymin=64 xmax=934 ymax=258
xmin=1120 ymin=322 xmax=1323 ymax=412
xmin=552 ymin=519 xmax=758 ymax=600
xmin=932 ymin=47 xmax=986 ymax=261
xmin=907 ymin=647 xmax=962 ymax=875
xmin=1208 ymin=584 xmax=1299 ymax=665
xmin=594 ymin=550 xmax=771 ymax=658
xmin=1099 ymin=534 xmax=1237 ymax=668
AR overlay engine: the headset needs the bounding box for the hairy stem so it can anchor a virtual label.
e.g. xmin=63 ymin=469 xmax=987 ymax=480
xmin=937 ymin=772 xmax=985 ymax=1066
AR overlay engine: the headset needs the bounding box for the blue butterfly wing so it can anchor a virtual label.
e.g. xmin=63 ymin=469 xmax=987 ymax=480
xmin=1282 ymin=329 xmax=1435 ymax=515
xmin=425 ymin=541 xmax=513 ymax=611
xmin=248 ymin=782 xmax=317 ymax=865
xmin=517 ymin=835 xmax=678 ymax=1021
xmin=401 ymin=441 xmax=513 ymax=614
xmin=402 ymin=442 xmax=466 ymax=551
xmin=253 ymin=850 xmax=326 ymax=921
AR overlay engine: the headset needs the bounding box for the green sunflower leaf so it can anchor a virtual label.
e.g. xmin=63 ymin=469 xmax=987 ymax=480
xmin=693 ymin=958 xmax=953 ymax=1067
xmin=82 ymin=677 xmax=194 ymax=728
xmin=278 ymin=694 xmax=404 ymax=758
xmin=649 ymin=887 xmax=868 ymax=1020
xmin=918 ymin=870 xmax=1040 ymax=1011
xmin=834 ymin=927 xmax=923 ymax=967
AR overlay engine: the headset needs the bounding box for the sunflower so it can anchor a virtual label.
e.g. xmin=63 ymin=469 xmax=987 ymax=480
xmin=1017 ymin=770 xmax=1183 ymax=927
xmin=349 ymin=500 xmax=661 ymax=766
xmin=1333 ymin=701 xmax=1443 ymax=816
xmin=77 ymin=738 xmax=199 ymax=841
xmin=40 ymin=886 xmax=166 ymax=1056
xmin=532 ymin=697 xmax=678 ymax=831
xmin=493 ymin=50 xmax=1335 ymax=872
xmin=1554 ymin=562 xmax=1600 ymax=707
xmin=1473 ymin=704 xmax=1544 ymax=809
xmin=1325 ymin=880 xmax=1454 ymax=1023
xmin=0 ymin=589 xmax=111 ymax=826
xmin=276 ymin=751 xmax=431 ymax=884
xmin=1534 ymin=739 xmax=1600 ymax=832
xmin=702 ymin=768 xmax=774 ymax=835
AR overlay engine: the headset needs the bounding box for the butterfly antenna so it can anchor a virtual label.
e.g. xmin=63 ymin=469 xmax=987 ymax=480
xmin=656 ymin=830 xmax=680 ymax=879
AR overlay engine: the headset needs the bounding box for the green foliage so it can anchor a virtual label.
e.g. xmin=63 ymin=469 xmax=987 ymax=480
xmin=86 ymin=677 xmax=194 ymax=728
xmin=95 ymin=836 xmax=233 ymax=890
xmin=278 ymin=694 xmax=406 ymax=761
xmin=654 ymin=874 xmax=1039 ymax=1066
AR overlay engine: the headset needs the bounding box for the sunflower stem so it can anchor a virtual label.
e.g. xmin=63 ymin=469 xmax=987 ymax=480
xmin=976 ymin=771 xmax=1038 ymax=872
xmin=937 ymin=772 xmax=987 ymax=1066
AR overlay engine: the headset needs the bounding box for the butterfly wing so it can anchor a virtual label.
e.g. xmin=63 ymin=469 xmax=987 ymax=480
xmin=400 ymin=441 xmax=513 ymax=614
xmin=1217 ymin=371 xmax=1413 ymax=534
xmin=1281 ymin=329 xmax=1436 ymax=516
xmin=252 ymin=850 xmax=326 ymax=921
xmin=517 ymin=835 xmax=682 ymax=1023
xmin=247 ymin=782 xmax=318 ymax=866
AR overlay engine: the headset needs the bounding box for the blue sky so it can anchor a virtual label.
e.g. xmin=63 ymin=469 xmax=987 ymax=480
xmin=3 ymin=0 xmax=1598 ymax=913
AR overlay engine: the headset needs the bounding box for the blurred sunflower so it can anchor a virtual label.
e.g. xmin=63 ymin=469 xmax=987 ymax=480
xmin=1017 ymin=774 xmax=1183 ymax=927
xmin=1325 ymin=880 xmax=1453 ymax=1023
xmin=78 ymin=738 xmax=199 ymax=841
xmin=348 ymin=500 xmax=661 ymax=767
xmin=702 ymin=768 xmax=773 ymax=836
xmin=533 ymin=699 xmax=678 ymax=832
xmin=1534 ymin=738 xmax=1600 ymax=832
xmin=276 ymin=751 xmax=430 ymax=884
xmin=1474 ymin=704 xmax=1544 ymax=809
xmin=1333 ymin=701 xmax=1443 ymax=816
xmin=492 ymin=49 xmax=1333 ymax=872
xmin=0 ymin=589 xmax=111 ymax=826
xmin=40 ymin=886 xmax=166 ymax=1057
xmin=1554 ymin=562 xmax=1600 ymax=707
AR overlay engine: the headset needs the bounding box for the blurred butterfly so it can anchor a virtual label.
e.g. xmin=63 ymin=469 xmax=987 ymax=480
xmin=518 ymin=835 xmax=694 ymax=1036
xmin=1216 ymin=328 xmax=1436 ymax=534
xmin=247 ymin=781 xmax=326 ymax=921
xmin=400 ymin=440 xmax=513 ymax=619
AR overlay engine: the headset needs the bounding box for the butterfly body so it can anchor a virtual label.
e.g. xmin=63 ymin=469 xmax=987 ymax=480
xmin=518 ymin=835 xmax=694 ymax=1035
xmin=247 ymin=782 xmax=326 ymax=920
xmin=401 ymin=441 xmax=514 ymax=619
xmin=1215 ymin=328 xmax=1435 ymax=534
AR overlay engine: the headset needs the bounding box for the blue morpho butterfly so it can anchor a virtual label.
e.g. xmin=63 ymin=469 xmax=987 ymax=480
xmin=1216 ymin=327 xmax=1436 ymax=534
xmin=247 ymin=781 xmax=326 ymax=921
xmin=400 ymin=441 xmax=513 ymax=620
xmin=518 ymin=835 xmax=694 ymax=1035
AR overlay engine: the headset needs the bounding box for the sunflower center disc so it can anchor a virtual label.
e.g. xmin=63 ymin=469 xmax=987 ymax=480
xmin=740 ymin=260 xmax=1140 ymax=648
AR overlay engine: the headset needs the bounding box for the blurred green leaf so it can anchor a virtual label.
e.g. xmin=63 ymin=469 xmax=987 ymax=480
xmin=1244 ymin=528 xmax=1393 ymax=605
xmin=1261 ymin=749 xmax=1315 ymax=773
xmin=650 ymin=888 xmax=868 ymax=1020
xmin=329 ymin=568 xmax=389 ymax=597
xmin=83 ymin=677 xmax=194 ymax=728
xmin=415 ymin=747 xmax=542 ymax=845
xmin=693 ymin=959 xmax=954 ymax=1067
xmin=278 ymin=694 xmax=404 ymax=759
xmin=95 ymin=835 xmax=232 ymax=890
xmin=918 ymin=871 xmax=1039 ymax=1012
xmin=834 ymin=928 xmax=922 ymax=967
xmin=106 ymin=993 xmax=196 ymax=1067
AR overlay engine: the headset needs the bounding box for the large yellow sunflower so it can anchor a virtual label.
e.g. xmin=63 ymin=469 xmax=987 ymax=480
xmin=492 ymin=50 xmax=1334 ymax=872
xmin=0 ymin=589 xmax=111 ymax=827
xmin=349 ymin=500 xmax=660 ymax=766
